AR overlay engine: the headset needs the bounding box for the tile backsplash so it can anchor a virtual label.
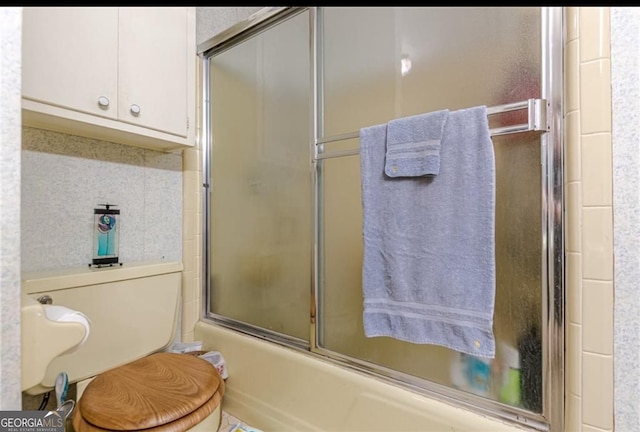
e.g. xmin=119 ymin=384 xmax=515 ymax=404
xmin=21 ymin=126 xmax=183 ymax=272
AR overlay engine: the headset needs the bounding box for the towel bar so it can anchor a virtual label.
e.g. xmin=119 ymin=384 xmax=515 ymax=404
xmin=314 ymin=98 xmax=547 ymax=161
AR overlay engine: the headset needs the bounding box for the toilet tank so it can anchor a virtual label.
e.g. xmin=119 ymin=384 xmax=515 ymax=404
xmin=21 ymin=260 xmax=183 ymax=395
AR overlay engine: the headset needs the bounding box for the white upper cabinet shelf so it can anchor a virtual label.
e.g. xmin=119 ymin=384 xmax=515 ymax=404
xmin=22 ymin=7 xmax=196 ymax=152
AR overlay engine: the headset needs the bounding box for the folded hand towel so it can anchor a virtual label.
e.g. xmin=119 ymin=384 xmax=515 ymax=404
xmin=384 ymin=109 xmax=449 ymax=177
xmin=360 ymin=106 xmax=496 ymax=358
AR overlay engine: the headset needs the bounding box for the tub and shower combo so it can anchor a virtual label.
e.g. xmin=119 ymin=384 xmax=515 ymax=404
xmin=198 ymin=7 xmax=563 ymax=432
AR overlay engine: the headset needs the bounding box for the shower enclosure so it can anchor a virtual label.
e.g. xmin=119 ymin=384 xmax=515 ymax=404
xmin=200 ymin=7 xmax=563 ymax=431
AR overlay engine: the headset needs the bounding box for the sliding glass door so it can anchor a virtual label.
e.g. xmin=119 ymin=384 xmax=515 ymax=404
xmin=202 ymin=7 xmax=562 ymax=430
xmin=206 ymin=10 xmax=312 ymax=342
xmin=317 ymin=6 xmax=543 ymax=411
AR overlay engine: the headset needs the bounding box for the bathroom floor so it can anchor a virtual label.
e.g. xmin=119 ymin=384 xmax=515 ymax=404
xmin=218 ymin=410 xmax=263 ymax=432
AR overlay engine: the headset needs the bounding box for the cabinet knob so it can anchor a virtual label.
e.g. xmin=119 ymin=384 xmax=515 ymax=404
xmin=130 ymin=104 xmax=141 ymax=116
xmin=97 ymin=96 xmax=110 ymax=108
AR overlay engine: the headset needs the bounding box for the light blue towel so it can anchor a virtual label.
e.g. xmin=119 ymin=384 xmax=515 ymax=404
xmin=360 ymin=106 xmax=496 ymax=358
xmin=384 ymin=109 xmax=449 ymax=177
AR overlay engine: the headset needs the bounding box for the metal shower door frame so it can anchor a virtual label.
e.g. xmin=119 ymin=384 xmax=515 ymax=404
xmin=200 ymin=7 xmax=564 ymax=431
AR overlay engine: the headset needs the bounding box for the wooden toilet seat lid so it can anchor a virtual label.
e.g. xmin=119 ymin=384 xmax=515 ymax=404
xmin=73 ymin=390 xmax=223 ymax=432
xmin=77 ymin=352 xmax=224 ymax=431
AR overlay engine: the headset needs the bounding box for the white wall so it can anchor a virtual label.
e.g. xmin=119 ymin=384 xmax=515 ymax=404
xmin=611 ymin=7 xmax=640 ymax=431
xmin=0 ymin=6 xmax=23 ymax=410
xmin=21 ymin=127 xmax=183 ymax=272
xmin=196 ymin=7 xmax=264 ymax=47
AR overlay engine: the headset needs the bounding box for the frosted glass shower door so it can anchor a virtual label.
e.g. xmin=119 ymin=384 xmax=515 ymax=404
xmin=318 ymin=7 xmax=544 ymax=410
xmin=207 ymin=11 xmax=311 ymax=342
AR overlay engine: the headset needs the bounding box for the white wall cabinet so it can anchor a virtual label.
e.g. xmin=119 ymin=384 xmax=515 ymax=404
xmin=22 ymin=7 xmax=196 ymax=151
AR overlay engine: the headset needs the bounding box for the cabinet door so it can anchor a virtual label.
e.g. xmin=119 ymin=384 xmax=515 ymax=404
xmin=118 ymin=8 xmax=188 ymax=137
xmin=22 ymin=7 xmax=119 ymax=119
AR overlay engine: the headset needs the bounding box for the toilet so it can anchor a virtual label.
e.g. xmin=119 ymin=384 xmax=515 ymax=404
xmin=21 ymin=261 xmax=224 ymax=431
